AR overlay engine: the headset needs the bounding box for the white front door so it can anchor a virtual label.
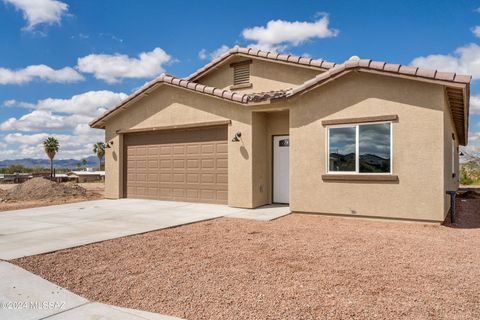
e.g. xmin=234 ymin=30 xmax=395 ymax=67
xmin=273 ymin=135 xmax=289 ymax=203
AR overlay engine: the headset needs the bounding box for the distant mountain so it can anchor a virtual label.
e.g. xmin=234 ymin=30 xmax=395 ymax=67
xmin=329 ymin=153 xmax=390 ymax=173
xmin=0 ymin=156 xmax=99 ymax=169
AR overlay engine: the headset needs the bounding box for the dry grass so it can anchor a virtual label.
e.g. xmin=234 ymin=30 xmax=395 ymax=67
xmin=14 ymin=198 xmax=480 ymax=320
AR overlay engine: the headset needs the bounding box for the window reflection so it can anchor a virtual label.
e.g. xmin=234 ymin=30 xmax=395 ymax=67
xmin=329 ymin=127 xmax=356 ymax=172
xmin=359 ymin=123 xmax=391 ymax=173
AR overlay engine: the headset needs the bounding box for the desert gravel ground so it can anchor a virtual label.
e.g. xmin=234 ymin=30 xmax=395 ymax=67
xmin=14 ymin=197 xmax=480 ymax=320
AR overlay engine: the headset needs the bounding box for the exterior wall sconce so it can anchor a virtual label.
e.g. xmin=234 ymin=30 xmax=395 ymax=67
xmin=106 ymin=141 xmax=114 ymax=148
xmin=232 ymin=132 xmax=241 ymax=142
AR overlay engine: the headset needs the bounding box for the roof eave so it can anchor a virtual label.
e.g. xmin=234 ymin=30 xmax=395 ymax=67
xmin=186 ymin=47 xmax=335 ymax=82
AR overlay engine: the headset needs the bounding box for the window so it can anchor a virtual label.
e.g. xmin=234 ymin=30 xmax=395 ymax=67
xmin=327 ymin=122 xmax=392 ymax=174
xmin=231 ymin=60 xmax=251 ymax=86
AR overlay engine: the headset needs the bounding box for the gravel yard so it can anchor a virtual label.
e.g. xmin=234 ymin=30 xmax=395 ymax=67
xmin=14 ymin=197 xmax=480 ymax=320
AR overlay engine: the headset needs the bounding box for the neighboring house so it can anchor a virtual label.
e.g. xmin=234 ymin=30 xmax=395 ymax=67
xmin=67 ymin=170 xmax=105 ymax=183
xmin=0 ymin=173 xmax=32 ymax=183
xmin=52 ymin=173 xmax=76 ymax=183
xmin=90 ymin=47 xmax=471 ymax=222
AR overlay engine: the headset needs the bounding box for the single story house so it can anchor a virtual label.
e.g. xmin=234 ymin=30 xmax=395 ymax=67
xmin=90 ymin=47 xmax=471 ymax=222
xmin=67 ymin=170 xmax=105 ymax=183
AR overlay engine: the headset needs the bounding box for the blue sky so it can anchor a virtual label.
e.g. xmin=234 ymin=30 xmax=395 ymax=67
xmin=0 ymin=0 xmax=479 ymax=160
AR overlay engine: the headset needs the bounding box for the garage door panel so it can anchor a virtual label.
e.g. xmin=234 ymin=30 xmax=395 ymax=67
xmin=186 ymin=173 xmax=199 ymax=183
xmin=159 ymin=146 xmax=172 ymax=155
xmin=147 ymin=146 xmax=159 ymax=156
xmin=173 ymin=145 xmax=185 ymax=154
xmin=173 ymin=159 xmax=185 ymax=169
xmin=125 ymin=126 xmax=228 ymax=204
xmin=148 ymin=160 xmax=158 ymax=169
xmin=201 ymin=159 xmax=214 ymax=169
xmin=217 ymin=190 xmax=228 ymax=201
xmin=159 ymin=188 xmax=172 ymax=198
xmin=216 ymin=142 xmax=228 ymax=154
xmin=160 ymin=159 xmax=171 ymax=169
xmin=216 ymin=158 xmax=228 ymax=169
xmin=187 ymin=145 xmax=200 ymax=154
xmin=159 ymin=173 xmax=171 ymax=182
xmin=201 ymin=173 xmax=214 ymax=184
xmin=216 ymin=173 xmax=228 ymax=184
xmin=187 ymin=159 xmax=199 ymax=169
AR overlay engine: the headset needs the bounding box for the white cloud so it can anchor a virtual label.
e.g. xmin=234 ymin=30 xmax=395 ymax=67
xmin=470 ymin=95 xmax=480 ymax=114
xmin=3 ymin=0 xmax=68 ymax=30
xmin=0 ymin=110 xmax=66 ymax=131
xmin=410 ymin=43 xmax=480 ymax=79
xmin=0 ymin=110 xmax=94 ymax=132
xmin=77 ymin=47 xmax=171 ymax=83
xmin=241 ymin=14 xmax=338 ymax=52
xmin=0 ymin=90 xmax=125 ymax=159
xmin=0 ymin=64 xmax=83 ymax=85
xmin=198 ymin=49 xmax=208 ymax=60
xmin=198 ymin=45 xmax=230 ymax=60
xmin=472 ymin=26 xmax=480 ymax=38
xmin=4 ymin=132 xmax=49 ymax=145
xmin=5 ymin=90 xmax=128 ymax=115
xmin=2 ymin=131 xmax=104 ymax=160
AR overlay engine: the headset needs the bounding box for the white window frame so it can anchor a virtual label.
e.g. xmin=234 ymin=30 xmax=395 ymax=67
xmin=326 ymin=121 xmax=393 ymax=175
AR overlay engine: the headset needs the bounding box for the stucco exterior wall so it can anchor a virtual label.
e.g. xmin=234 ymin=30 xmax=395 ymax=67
xmin=251 ymin=113 xmax=268 ymax=207
xmin=289 ymin=72 xmax=447 ymax=221
xmin=103 ymin=85 xmax=255 ymax=208
xmin=99 ymin=65 xmax=460 ymax=221
xmin=196 ymin=57 xmax=321 ymax=93
xmin=250 ymin=110 xmax=290 ymax=207
xmin=443 ymin=95 xmax=460 ymax=217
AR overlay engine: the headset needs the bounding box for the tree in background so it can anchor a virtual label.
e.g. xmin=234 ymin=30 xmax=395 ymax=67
xmin=82 ymin=158 xmax=87 ymax=169
xmin=93 ymin=142 xmax=106 ymax=171
xmin=43 ymin=137 xmax=60 ymax=179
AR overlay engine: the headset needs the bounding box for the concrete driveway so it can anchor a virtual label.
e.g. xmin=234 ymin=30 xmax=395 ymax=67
xmin=0 ymin=199 xmax=290 ymax=260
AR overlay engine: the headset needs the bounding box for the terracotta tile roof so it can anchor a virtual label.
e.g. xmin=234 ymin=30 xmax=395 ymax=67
xmin=283 ymin=59 xmax=471 ymax=145
xmin=89 ymin=75 xmax=251 ymax=127
xmin=246 ymin=89 xmax=290 ymax=102
xmin=288 ymin=59 xmax=471 ymax=97
xmin=186 ymin=47 xmax=336 ymax=81
xmin=91 ymin=54 xmax=471 ymax=145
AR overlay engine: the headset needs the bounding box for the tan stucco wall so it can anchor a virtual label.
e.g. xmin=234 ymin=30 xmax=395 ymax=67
xmin=251 ymin=112 xmax=268 ymax=207
xmin=100 ymin=66 xmax=459 ymax=221
xmin=443 ymin=95 xmax=460 ymax=217
xmin=250 ymin=110 xmax=290 ymax=207
xmin=196 ymin=57 xmax=321 ymax=94
xmin=103 ymin=85 xmax=255 ymax=208
xmin=289 ymin=72 xmax=447 ymax=222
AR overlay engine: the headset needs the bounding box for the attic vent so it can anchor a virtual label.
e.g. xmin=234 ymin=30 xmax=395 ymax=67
xmin=231 ymin=60 xmax=252 ymax=86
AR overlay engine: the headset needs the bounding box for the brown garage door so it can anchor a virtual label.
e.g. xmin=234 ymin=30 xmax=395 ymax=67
xmin=124 ymin=126 xmax=228 ymax=204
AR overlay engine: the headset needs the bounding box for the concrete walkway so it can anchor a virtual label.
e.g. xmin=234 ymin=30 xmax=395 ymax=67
xmin=0 ymin=199 xmax=290 ymax=260
xmin=0 ymin=261 xmax=182 ymax=320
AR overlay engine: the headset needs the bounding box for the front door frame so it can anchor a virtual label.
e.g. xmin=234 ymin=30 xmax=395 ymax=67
xmin=271 ymin=134 xmax=290 ymax=204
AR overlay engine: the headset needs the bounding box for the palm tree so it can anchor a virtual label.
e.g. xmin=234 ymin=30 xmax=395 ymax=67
xmin=43 ymin=137 xmax=59 ymax=179
xmin=93 ymin=142 xmax=106 ymax=171
xmin=81 ymin=158 xmax=87 ymax=168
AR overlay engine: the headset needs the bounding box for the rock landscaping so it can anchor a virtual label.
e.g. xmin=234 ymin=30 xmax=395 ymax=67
xmin=14 ymin=195 xmax=480 ymax=320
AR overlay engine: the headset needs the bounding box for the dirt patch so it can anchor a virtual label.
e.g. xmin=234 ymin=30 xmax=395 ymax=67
xmin=0 ymin=178 xmax=103 ymax=212
xmin=2 ymin=177 xmax=86 ymax=201
xmin=14 ymin=200 xmax=480 ymax=320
